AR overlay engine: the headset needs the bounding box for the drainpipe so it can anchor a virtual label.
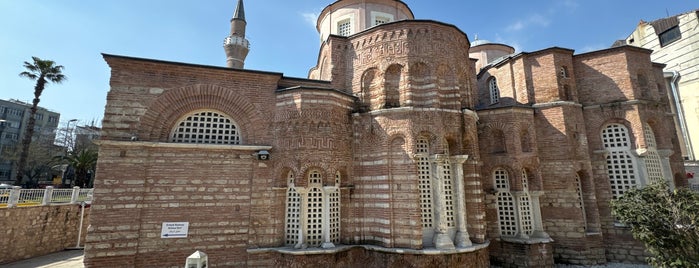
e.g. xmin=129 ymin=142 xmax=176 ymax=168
xmin=668 ymin=71 xmax=694 ymax=160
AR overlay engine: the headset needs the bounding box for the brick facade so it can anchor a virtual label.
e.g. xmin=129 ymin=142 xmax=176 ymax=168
xmin=86 ymin=1 xmax=686 ymax=267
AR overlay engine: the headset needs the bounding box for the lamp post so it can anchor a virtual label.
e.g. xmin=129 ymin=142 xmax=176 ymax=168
xmin=0 ymin=119 xmax=7 ymax=182
xmin=62 ymin=119 xmax=78 ymax=186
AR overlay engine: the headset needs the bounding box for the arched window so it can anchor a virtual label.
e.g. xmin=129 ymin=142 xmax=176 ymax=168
xmin=416 ymin=138 xmax=433 ymax=228
xmin=495 ymin=168 xmax=517 ymax=237
xmin=285 ymin=171 xmax=300 ymax=246
xmin=643 ymin=124 xmax=664 ymax=184
xmin=559 ymin=66 xmax=569 ymax=78
xmin=601 ymin=124 xmax=638 ymax=199
xmin=489 ymin=77 xmax=500 ymax=104
xmin=171 ymin=111 xmax=240 ymax=144
xmin=492 ymin=129 xmax=507 ymax=153
xmin=518 ymin=170 xmax=533 ymax=236
xmin=574 ymin=173 xmax=587 ymax=226
xmin=285 ymin=169 xmax=341 ymax=248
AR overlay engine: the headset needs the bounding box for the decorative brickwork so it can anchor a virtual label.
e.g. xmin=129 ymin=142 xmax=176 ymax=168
xmin=86 ymin=1 xmax=687 ymax=267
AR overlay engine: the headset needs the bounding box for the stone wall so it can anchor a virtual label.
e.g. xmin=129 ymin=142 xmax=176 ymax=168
xmin=0 ymin=204 xmax=90 ymax=264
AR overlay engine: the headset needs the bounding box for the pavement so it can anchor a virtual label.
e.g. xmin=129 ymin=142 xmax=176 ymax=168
xmin=3 ymin=250 xmax=84 ymax=268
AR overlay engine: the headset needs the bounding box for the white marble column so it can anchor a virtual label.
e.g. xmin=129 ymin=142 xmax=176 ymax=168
xmin=295 ymin=188 xmax=308 ymax=249
xmin=530 ymin=191 xmax=550 ymax=239
xmin=321 ymin=186 xmax=336 ymax=249
xmin=451 ymin=155 xmax=472 ymax=247
xmin=432 ymin=154 xmax=455 ymax=250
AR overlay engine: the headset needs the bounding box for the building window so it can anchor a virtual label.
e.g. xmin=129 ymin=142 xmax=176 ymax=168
xmin=34 ymin=113 xmax=44 ymax=120
xmin=519 ymin=170 xmax=533 ymax=236
xmin=285 ymin=169 xmax=341 ymax=248
xmin=441 ymin=148 xmax=455 ymax=227
xmin=560 ymin=66 xmax=569 ymax=78
xmin=574 ymin=173 xmax=587 ymax=226
xmin=489 ymin=77 xmax=500 ymax=104
xmin=48 ymin=116 xmax=58 ymax=124
xmin=643 ymin=124 xmax=664 ymax=185
xmin=659 ymin=26 xmax=681 ymax=47
xmin=602 ymin=124 xmax=638 ymax=199
xmin=337 ymin=19 xmax=352 ymax=37
xmin=285 ymin=172 xmax=300 ymax=246
xmin=495 ymin=168 xmax=517 ymax=237
xmin=416 ymin=138 xmax=434 ymax=228
xmin=371 ymin=11 xmax=394 ymax=27
xmin=306 ymin=186 xmax=324 ymax=247
xmin=170 ymin=111 xmax=240 ymax=145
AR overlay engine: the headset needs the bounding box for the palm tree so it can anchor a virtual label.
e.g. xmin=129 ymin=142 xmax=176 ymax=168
xmin=15 ymin=57 xmax=66 ymax=186
xmin=59 ymin=148 xmax=98 ymax=188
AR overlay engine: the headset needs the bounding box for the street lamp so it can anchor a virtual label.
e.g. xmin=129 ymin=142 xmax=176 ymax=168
xmin=62 ymin=119 xmax=78 ymax=187
xmin=0 ymin=119 xmax=7 ymax=181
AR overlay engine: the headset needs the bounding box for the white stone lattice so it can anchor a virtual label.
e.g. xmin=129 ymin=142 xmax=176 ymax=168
xmin=171 ymin=111 xmax=240 ymax=144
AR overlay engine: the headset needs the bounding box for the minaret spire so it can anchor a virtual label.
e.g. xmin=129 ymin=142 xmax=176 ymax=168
xmin=224 ymin=0 xmax=249 ymax=69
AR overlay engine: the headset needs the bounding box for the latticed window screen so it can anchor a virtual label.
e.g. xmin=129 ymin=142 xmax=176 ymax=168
xmin=375 ymin=17 xmax=390 ymax=26
xmin=171 ymin=111 xmax=240 ymax=144
xmin=518 ymin=194 xmax=533 ymax=236
xmin=602 ymin=124 xmax=638 ymax=199
xmin=643 ymin=124 xmax=664 ymax=184
xmin=574 ymin=174 xmax=587 ymax=225
xmin=285 ymin=187 xmax=300 ymax=246
xmin=489 ymin=77 xmax=500 ymax=104
xmin=494 ymin=169 xmax=509 ymax=190
xmin=521 ymin=170 xmax=529 ymax=191
xmin=329 ymin=189 xmax=340 ymax=243
xmin=442 ymin=160 xmax=455 ymax=227
xmin=309 ymin=170 xmax=322 ymax=185
xmin=519 ymin=170 xmax=533 ymax=236
xmin=495 ymin=169 xmax=517 ymax=236
xmin=338 ymin=20 xmax=352 ymax=36
xmin=416 ymin=138 xmax=433 ymax=228
xmin=306 ymin=187 xmax=324 ymax=247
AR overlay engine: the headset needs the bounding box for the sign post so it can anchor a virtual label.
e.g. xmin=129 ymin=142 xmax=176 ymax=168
xmin=161 ymin=222 xmax=189 ymax=238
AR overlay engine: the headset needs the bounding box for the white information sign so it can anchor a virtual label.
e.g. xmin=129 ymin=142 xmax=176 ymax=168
xmin=161 ymin=222 xmax=189 ymax=238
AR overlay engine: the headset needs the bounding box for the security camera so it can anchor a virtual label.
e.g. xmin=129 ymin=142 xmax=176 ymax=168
xmin=256 ymin=150 xmax=270 ymax=160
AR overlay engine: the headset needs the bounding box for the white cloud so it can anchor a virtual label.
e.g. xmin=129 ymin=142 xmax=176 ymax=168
xmin=505 ymin=14 xmax=551 ymax=32
xmin=301 ymin=12 xmax=318 ymax=28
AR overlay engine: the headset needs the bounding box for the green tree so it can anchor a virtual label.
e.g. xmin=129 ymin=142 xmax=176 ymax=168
xmin=612 ymin=183 xmax=699 ymax=267
xmin=57 ymin=148 xmax=97 ymax=188
xmin=15 ymin=57 xmax=66 ymax=186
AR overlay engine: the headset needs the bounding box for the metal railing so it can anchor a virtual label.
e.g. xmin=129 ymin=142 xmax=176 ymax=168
xmin=0 ymin=186 xmax=93 ymax=208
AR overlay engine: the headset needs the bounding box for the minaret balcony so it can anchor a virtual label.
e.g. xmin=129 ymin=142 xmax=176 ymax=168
xmin=224 ymin=35 xmax=250 ymax=48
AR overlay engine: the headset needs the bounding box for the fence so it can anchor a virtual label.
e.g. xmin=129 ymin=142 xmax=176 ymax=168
xmin=0 ymin=186 xmax=93 ymax=208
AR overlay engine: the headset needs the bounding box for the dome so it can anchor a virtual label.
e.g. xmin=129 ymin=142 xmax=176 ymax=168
xmin=316 ymin=0 xmax=414 ymax=42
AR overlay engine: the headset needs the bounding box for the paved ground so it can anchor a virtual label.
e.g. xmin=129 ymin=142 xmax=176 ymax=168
xmin=4 ymin=250 xmax=84 ymax=268
xmin=4 ymin=250 xmax=651 ymax=268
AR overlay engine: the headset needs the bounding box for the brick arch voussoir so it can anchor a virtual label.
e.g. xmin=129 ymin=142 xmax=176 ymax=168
xmin=140 ymin=84 xmax=262 ymax=142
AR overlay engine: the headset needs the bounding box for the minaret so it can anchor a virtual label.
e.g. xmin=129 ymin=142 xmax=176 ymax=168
xmin=224 ymin=0 xmax=249 ymax=68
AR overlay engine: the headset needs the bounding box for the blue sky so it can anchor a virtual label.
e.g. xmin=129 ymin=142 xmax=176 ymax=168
xmin=0 ymin=0 xmax=696 ymax=127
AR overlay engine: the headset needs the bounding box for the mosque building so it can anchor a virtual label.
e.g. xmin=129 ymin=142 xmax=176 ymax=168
xmin=85 ymin=0 xmax=687 ymax=267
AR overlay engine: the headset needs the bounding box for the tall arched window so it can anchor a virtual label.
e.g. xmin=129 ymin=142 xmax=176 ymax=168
xmin=574 ymin=173 xmax=587 ymax=226
xmin=495 ymin=168 xmax=517 ymax=236
xmin=285 ymin=172 xmax=300 ymax=246
xmin=643 ymin=124 xmax=664 ymax=184
xmin=171 ymin=110 xmax=240 ymax=144
xmin=601 ymin=124 xmax=638 ymax=199
xmin=306 ymin=170 xmax=324 ymax=247
xmin=416 ymin=138 xmax=433 ymax=228
xmin=489 ymin=77 xmax=500 ymax=104
xmin=519 ymin=170 xmax=533 ymax=237
xmin=284 ymin=169 xmax=341 ymax=248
